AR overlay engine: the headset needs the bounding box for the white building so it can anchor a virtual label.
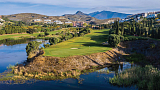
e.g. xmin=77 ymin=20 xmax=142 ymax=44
xmin=47 ymin=22 xmax=54 ymax=24
xmin=44 ymin=19 xmax=51 ymax=22
xmin=65 ymin=21 xmax=72 ymax=24
xmin=44 ymin=19 xmax=52 ymax=24
xmin=0 ymin=18 xmax=5 ymax=22
xmin=146 ymin=14 xmax=157 ymax=18
xmin=33 ymin=19 xmax=42 ymax=22
xmin=54 ymin=20 xmax=63 ymax=24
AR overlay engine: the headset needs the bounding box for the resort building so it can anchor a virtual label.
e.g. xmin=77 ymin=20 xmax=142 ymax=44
xmin=54 ymin=20 xmax=63 ymax=24
xmin=73 ymin=21 xmax=84 ymax=27
xmin=32 ymin=19 xmax=42 ymax=22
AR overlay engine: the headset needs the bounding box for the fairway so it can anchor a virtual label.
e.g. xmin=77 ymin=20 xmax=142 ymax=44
xmin=44 ymin=29 xmax=112 ymax=57
xmin=0 ymin=30 xmax=63 ymax=40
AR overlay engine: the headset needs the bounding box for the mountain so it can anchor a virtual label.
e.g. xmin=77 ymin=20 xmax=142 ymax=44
xmin=63 ymin=11 xmax=97 ymax=22
xmin=89 ymin=11 xmax=131 ymax=19
xmin=75 ymin=11 xmax=88 ymax=15
xmin=3 ymin=13 xmax=71 ymax=23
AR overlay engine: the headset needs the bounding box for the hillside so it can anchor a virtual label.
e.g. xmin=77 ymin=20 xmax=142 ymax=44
xmin=63 ymin=11 xmax=98 ymax=22
xmin=2 ymin=11 xmax=125 ymax=25
xmin=3 ymin=13 xmax=71 ymax=23
xmin=89 ymin=11 xmax=131 ymax=19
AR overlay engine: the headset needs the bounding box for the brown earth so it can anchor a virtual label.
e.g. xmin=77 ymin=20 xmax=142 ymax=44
xmin=118 ymin=39 xmax=160 ymax=69
xmin=13 ymin=48 xmax=124 ymax=80
xmin=14 ymin=39 xmax=160 ymax=80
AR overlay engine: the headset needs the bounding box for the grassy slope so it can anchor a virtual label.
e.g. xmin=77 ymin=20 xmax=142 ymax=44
xmin=44 ymin=29 xmax=112 ymax=57
xmin=0 ymin=30 xmax=62 ymax=40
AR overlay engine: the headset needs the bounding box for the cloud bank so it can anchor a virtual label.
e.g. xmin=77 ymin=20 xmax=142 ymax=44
xmin=0 ymin=0 xmax=160 ymax=15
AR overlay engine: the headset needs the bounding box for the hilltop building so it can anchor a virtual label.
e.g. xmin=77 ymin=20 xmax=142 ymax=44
xmin=65 ymin=21 xmax=72 ymax=24
xmin=32 ymin=19 xmax=42 ymax=22
xmin=73 ymin=21 xmax=84 ymax=27
xmin=54 ymin=20 xmax=63 ymax=24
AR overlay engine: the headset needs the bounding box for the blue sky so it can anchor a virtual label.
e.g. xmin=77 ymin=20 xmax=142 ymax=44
xmin=0 ymin=0 xmax=160 ymax=16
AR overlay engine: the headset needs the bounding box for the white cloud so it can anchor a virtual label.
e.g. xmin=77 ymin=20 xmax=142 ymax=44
xmin=0 ymin=0 xmax=160 ymax=14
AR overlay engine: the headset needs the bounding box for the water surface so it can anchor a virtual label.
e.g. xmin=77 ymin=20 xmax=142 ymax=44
xmin=0 ymin=39 xmax=137 ymax=90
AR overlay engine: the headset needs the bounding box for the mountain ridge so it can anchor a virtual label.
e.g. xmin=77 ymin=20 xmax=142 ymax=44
xmin=88 ymin=11 xmax=131 ymax=19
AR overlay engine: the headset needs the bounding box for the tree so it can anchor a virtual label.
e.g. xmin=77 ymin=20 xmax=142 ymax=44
xmin=157 ymin=14 xmax=160 ymax=19
xmin=116 ymin=20 xmax=119 ymax=35
xmin=121 ymin=23 xmax=124 ymax=35
xmin=108 ymin=34 xmax=124 ymax=47
xmin=28 ymin=28 xmax=36 ymax=34
xmin=0 ymin=30 xmax=5 ymax=35
xmin=49 ymin=37 xmax=59 ymax=45
xmin=83 ymin=23 xmax=87 ymax=27
xmin=44 ymin=32 xmax=50 ymax=36
xmin=25 ymin=41 xmax=42 ymax=56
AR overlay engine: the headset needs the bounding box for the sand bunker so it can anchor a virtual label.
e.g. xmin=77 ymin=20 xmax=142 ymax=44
xmin=71 ymin=48 xmax=79 ymax=49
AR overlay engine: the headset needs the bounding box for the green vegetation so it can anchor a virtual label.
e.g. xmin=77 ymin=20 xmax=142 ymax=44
xmin=44 ymin=29 xmax=112 ymax=57
xmin=26 ymin=41 xmax=42 ymax=56
xmin=108 ymin=34 xmax=124 ymax=47
xmin=49 ymin=37 xmax=60 ymax=45
xmin=123 ymin=53 xmax=146 ymax=64
xmin=109 ymin=65 xmax=160 ymax=90
xmin=0 ymin=30 xmax=62 ymax=40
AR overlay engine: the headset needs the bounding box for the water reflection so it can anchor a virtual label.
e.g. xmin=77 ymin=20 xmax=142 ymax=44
xmin=0 ymin=39 xmax=48 ymax=73
xmin=0 ymin=39 xmax=137 ymax=90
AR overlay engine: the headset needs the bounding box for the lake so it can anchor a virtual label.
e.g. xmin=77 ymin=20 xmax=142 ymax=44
xmin=0 ymin=39 xmax=137 ymax=90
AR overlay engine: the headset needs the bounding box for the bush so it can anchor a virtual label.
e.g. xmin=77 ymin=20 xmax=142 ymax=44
xmin=44 ymin=32 xmax=50 ymax=36
xmin=38 ymin=34 xmax=45 ymax=37
xmin=109 ymin=29 xmax=115 ymax=35
xmin=150 ymin=43 xmax=155 ymax=49
xmin=49 ymin=37 xmax=59 ymax=45
xmin=58 ymin=37 xmax=63 ymax=42
xmin=124 ymin=37 xmax=129 ymax=41
xmin=108 ymin=34 xmax=124 ymax=47
xmin=25 ymin=41 xmax=42 ymax=56
xmin=43 ymin=44 xmax=50 ymax=48
xmin=124 ymin=37 xmax=148 ymax=41
xmin=109 ymin=65 xmax=160 ymax=90
xmin=74 ymin=33 xmax=78 ymax=37
xmin=79 ymin=33 xmax=85 ymax=37
xmin=56 ymin=32 xmax=60 ymax=35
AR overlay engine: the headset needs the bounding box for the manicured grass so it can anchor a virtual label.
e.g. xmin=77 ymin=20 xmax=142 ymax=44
xmin=44 ymin=29 xmax=112 ymax=57
xmin=0 ymin=30 xmax=63 ymax=40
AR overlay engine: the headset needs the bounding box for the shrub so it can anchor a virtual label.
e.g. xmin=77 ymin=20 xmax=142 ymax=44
xmin=43 ymin=44 xmax=50 ymax=48
xmin=108 ymin=34 xmax=124 ymax=47
xmin=109 ymin=29 xmax=115 ymax=35
xmin=109 ymin=65 xmax=160 ymax=90
xmin=124 ymin=37 xmax=129 ymax=41
xmin=64 ymin=36 xmax=69 ymax=41
xmin=58 ymin=37 xmax=63 ymax=42
xmin=38 ymin=34 xmax=45 ymax=37
xmin=25 ymin=41 xmax=42 ymax=56
xmin=79 ymin=33 xmax=85 ymax=37
xmin=49 ymin=37 xmax=59 ymax=45
xmin=44 ymin=32 xmax=50 ymax=36
xmin=150 ymin=43 xmax=155 ymax=49
xmin=56 ymin=32 xmax=60 ymax=35
xmin=74 ymin=33 xmax=78 ymax=37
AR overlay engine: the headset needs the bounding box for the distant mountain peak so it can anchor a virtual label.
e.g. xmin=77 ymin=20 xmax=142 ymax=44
xmin=75 ymin=11 xmax=86 ymax=15
xmin=89 ymin=10 xmax=131 ymax=19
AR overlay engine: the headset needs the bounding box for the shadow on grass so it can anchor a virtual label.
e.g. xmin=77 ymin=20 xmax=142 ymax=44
xmin=77 ymin=42 xmax=110 ymax=47
xmin=76 ymin=30 xmax=110 ymax=47
xmin=90 ymin=31 xmax=109 ymax=43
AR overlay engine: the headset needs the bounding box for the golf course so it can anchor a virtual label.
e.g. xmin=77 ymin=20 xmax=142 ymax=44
xmin=44 ymin=29 xmax=112 ymax=57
